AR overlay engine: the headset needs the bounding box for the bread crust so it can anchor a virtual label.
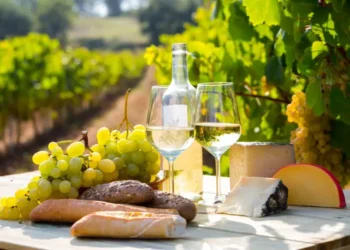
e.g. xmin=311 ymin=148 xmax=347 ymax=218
xmin=71 ymin=211 xmax=186 ymax=238
xmin=79 ymin=180 xmax=154 ymax=204
xmin=30 ymin=199 xmax=178 ymax=223
xmin=147 ymin=191 xmax=197 ymax=222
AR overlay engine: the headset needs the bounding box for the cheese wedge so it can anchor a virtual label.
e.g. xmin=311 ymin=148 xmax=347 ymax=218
xmin=216 ymin=176 xmax=288 ymax=217
xmin=273 ymin=164 xmax=346 ymax=208
xmin=229 ymin=142 xmax=295 ymax=189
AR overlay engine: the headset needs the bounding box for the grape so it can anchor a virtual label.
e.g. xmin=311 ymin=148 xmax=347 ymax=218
xmin=52 ymin=146 xmax=64 ymax=157
xmin=82 ymin=180 xmax=93 ymax=187
xmin=48 ymin=142 xmax=59 ymax=151
xmin=119 ymin=131 xmax=127 ymax=139
xmin=69 ymin=157 xmax=83 ymax=173
xmin=103 ymin=171 xmax=119 ymax=182
xmin=133 ymin=124 xmax=146 ymax=131
xmin=51 ymin=179 xmax=61 ymax=191
xmin=19 ymin=208 xmax=31 ymax=220
xmin=113 ymin=157 xmax=125 ymax=170
xmin=97 ymin=127 xmax=111 ymax=145
xmin=50 ymin=168 xmax=61 ymax=178
xmin=70 ymin=176 xmax=82 ymax=189
xmin=110 ymin=130 xmax=121 ymax=139
xmin=32 ymin=151 xmax=49 ymax=165
xmin=5 ymin=197 xmax=17 ymax=207
xmin=117 ymin=139 xmax=128 ymax=154
xmin=68 ymin=187 xmax=79 ymax=199
xmin=121 ymin=153 xmax=132 ymax=164
xmin=125 ymin=140 xmax=138 ymax=152
xmin=126 ymin=163 xmax=139 ymax=177
xmin=145 ymin=151 xmax=159 ymax=163
xmin=66 ymin=141 xmax=85 ymax=157
xmin=83 ymin=168 xmax=97 ymax=181
xmin=91 ymin=144 xmax=105 ymax=156
xmin=37 ymin=179 xmax=52 ymax=199
xmin=89 ymin=160 xmax=98 ymax=169
xmin=15 ymin=189 xmax=28 ymax=199
xmin=91 ymin=152 xmax=101 ymax=162
xmin=139 ymin=171 xmax=151 ymax=183
xmin=57 ymin=160 xmax=68 ymax=171
xmin=28 ymin=189 xmax=39 ymax=201
xmin=146 ymin=162 xmax=160 ymax=175
xmin=107 ymin=154 xmax=118 ymax=160
xmin=94 ymin=169 xmax=103 ymax=181
xmin=59 ymin=180 xmax=71 ymax=193
xmin=138 ymin=139 xmax=152 ymax=152
xmin=132 ymin=151 xmax=145 ymax=165
xmin=27 ymin=180 xmax=39 ymax=190
xmin=39 ymin=158 xmax=55 ymax=175
xmin=106 ymin=142 xmax=118 ymax=155
xmin=8 ymin=207 xmax=20 ymax=220
xmin=16 ymin=197 xmax=30 ymax=209
xmin=98 ymin=159 xmax=116 ymax=173
xmin=129 ymin=130 xmax=146 ymax=141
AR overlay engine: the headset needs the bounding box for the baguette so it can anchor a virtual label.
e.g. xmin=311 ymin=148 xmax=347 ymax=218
xmin=71 ymin=211 xmax=186 ymax=238
xmin=30 ymin=199 xmax=178 ymax=223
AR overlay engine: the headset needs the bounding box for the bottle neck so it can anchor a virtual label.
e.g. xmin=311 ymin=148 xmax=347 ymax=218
xmin=172 ymin=52 xmax=188 ymax=85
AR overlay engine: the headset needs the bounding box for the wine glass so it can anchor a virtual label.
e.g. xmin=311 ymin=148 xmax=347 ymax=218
xmin=194 ymin=82 xmax=241 ymax=205
xmin=146 ymin=86 xmax=195 ymax=194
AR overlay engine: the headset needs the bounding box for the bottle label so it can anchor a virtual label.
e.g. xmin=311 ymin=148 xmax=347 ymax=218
xmin=163 ymin=105 xmax=188 ymax=127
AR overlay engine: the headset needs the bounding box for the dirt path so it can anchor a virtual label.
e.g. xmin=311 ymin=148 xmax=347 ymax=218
xmin=1 ymin=67 xmax=157 ymax=174
xmin=70 ymin=67 xmax=157 ymax=145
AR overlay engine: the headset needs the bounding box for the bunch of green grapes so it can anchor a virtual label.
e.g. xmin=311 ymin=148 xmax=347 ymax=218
xmin=0 ymin=124 xmax=161 ymax=220
xmin=286 ymin=92 xmax=349 ymax=186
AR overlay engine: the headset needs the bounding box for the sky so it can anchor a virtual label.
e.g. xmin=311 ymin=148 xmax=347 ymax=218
xmin=94 ymin=0 xmax=144 ymax=17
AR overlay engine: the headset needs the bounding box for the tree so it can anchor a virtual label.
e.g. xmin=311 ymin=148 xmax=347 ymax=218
xmin=138 ymin=0 xmax=200 ymax=45
xmin=0 ymin=0 xmax=33 ymax=39
xmin=105 ymin=0 xmax=122 ymax=16
xmin=36 ymin=0 xmax=74 ymax=44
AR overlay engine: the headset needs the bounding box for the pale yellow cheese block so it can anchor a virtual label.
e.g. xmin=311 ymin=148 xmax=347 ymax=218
xmin=229 ymin=142 xmax=295 ymax=189
xmin=161 ymin=141 xmax=203 ymax=196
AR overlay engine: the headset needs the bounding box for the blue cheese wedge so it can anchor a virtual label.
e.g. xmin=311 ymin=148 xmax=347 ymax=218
xmin=216 ymin=177 xmax=288 ymax=217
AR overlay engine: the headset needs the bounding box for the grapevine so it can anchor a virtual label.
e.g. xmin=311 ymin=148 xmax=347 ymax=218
xmin=0 ymin=90 xmax=160 ymax=220
xmin=145 ymin=1 xmax=350 ymax=184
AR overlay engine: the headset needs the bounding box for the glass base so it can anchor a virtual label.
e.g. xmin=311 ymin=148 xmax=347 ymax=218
xmin=198 ymin=195 xmax=226 ymax=208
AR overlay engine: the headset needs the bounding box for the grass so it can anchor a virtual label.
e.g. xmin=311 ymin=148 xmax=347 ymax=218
xmin=68 ymin=16 xmax=149 ymax=50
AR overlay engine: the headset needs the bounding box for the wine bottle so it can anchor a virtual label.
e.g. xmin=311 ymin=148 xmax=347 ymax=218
xmin=162 ymin=43 xmax=196 ymax=127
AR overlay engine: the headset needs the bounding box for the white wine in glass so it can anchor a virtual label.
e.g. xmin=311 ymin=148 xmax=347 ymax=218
xmin=194 ymin=82 xmax=241 ymax=205
xmin=146 ymin=86 xmax=195 ymax=195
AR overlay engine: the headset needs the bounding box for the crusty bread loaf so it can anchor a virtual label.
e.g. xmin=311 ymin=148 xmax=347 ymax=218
xmin=71 ymin=211 xmax=186 ymax=238
xmin=146 ymin=191 xmax=197 ymax=222
xmin=30 ymin=199 xmax=178 ymax=223
xmin=79 ymin=180 xmax=154 ymax=204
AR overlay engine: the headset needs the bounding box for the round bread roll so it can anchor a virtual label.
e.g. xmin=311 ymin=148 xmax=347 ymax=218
xmin=146 ymin=191 xmax=197 ymax=222
xmin=79 ymin=180 xmax=154 ymax=204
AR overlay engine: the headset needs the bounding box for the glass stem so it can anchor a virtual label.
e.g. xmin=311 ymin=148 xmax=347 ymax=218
xmin=168 ymin=160 xmax=175 ymax=194
xmin=215 ymin=156 xmax=221 ymax=198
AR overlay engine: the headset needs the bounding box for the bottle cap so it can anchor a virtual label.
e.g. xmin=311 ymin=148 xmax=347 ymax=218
xmin=172 ymin=43 xmax=187 ymax=54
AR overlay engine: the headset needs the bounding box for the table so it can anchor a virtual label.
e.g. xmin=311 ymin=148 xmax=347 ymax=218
xmin=1 ymin=172 xmax=350 ymax=250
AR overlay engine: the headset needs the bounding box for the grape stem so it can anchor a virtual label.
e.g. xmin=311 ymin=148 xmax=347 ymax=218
xmin=116 ymin=89 xmax=134 ymax=137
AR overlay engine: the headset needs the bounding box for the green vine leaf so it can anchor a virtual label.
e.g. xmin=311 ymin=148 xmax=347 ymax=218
xmin=330 ymin=87 xmax=350 ymax=124
xmin=306 ymin=80 xmax=324 ymax=116
xmin=242 ymin=0 xmax=280 ymax=26
xmin=331 ymin=120 xmax=350 ymax=157
xmin=311 ymin=41 xmax=328 ymax=59
xmin=228 ymin=3 xmax=255 ymax=41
